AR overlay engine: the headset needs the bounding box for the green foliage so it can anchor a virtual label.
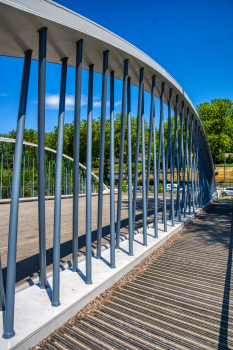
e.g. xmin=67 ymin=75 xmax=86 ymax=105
xmin=197 ymin=98 xmax=233 ymax=164
xmin=122 ymin=180 xmax=128 ymax=193
xmin=158 ymin=183 xmax=163 ymax=193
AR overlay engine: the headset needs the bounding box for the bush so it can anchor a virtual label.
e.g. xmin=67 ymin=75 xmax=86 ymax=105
xmin=149 ymin=186 xmax=154 ymax=193
xmin=122 ymin=180 xmax=128 ymax=193
xmin=158 ymin=183 xmax=163 ymax=193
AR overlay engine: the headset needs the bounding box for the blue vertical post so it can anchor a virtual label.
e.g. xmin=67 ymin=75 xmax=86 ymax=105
xmin=161 ymin=83 xmax=167 ymax=231
xmin=152 ymin=81 xmax=158 ymax=238
xmin=48 ymin=153 xmax=50 ymax=196
xmin=52 ymin=57 xmax=68 ymax=306
xmin=173 ymin=96 xmax=179 ymax=216
xmin=38 ymin=27 xmax=47 ymax=289
xmin=146 ymin=76 xmax=156 ymax=211
xmin=177 ymin=108 xmax=181 ymax=221
xmin=133 ymin=68 xmax=144 ymax=231
xmin=0 ymin=255 xmax=5 ymax=311
xmin=116 ymin=59 xmax=128 ymax=248
xmin=141 ymin=89 xmax=148 ymax=243
xmin=110 ymin=71 xmax=116 ymax=268
xmin=97 ymin=50 xmax=109 ymax=258
xmin=193 ymin=121 xmax=197 ymax=209
xmin=168 ymin=89 xmax=174 ymax=226
xmin=190 ymin=115 xmax=194 ymax=213
xmin=180 ymin=102 xmax=185 ymax=216
xmin=185 ymin=108 xmax=190 ymax=216
xmin=3 ymin=49 xmax=32 ymax=339
xmin=127 ymin=77 xmax=133 ymax=255
xmin=86 ymin=64 xmax=94 ymax=284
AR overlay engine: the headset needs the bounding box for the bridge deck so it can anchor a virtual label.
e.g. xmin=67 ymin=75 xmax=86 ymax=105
xmin=37 ymin=198 xmax=233 ymax=350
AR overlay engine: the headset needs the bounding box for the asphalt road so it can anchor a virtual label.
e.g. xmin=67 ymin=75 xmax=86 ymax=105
xmin=0 ymin=192 xmax=172 ymax=286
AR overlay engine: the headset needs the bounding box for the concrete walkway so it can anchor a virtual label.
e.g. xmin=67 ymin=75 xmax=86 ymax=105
xmin=37 ymin=198 xmax=233 ymax=350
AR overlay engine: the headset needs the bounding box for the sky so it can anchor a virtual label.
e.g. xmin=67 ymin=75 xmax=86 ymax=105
xmin=0 ymin=0 xmax=232 ymax=134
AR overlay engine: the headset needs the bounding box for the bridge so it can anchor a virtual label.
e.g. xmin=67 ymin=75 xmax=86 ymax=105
xmin=0 ymin=0 xmax=219 ymax=349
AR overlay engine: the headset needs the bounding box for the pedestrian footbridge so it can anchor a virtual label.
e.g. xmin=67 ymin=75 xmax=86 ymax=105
xmin=0 ymin=0 xmax=219 ymax=349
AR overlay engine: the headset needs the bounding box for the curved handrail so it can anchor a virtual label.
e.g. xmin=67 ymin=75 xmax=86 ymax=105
xmin=0 ymin=137 xmax=109 ymax=192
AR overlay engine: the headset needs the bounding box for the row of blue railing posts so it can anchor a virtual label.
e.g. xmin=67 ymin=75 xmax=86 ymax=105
xmin=0 ymin=30 xmax=216 ymax=340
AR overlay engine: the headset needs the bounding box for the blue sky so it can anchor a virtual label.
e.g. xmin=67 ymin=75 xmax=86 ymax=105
xmin=0 ymin=0 xmax=232 ymax=134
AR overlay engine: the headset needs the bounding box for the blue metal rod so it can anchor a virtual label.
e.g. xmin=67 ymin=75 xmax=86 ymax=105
xmin=168 ymin=89 xmax=174 ymax=226
xmin=127 ymin=77 xmax=133 ymax=255
xmin=0 ymin=255 xmax=5 ymax=311
xmin=152 ymin=81 xmax=158 ymax=238
xmin=184 ymin=108 xmax=190 ymax=216
xmin=193 ymin=121 xmax=197 ymax=209
xmin=146 ymin=76 xmax=156 ymax=212
xmin=116 ymin=59 xmax=128 ymax=248
xmin=160 ymin=83 xmax=167 ymax=232
xmin=133 ymin=68 xmax=144 ymax=231
xmin=110 ymin=71 xmax=116 ymax=268
xmin=180 ymin=102 xmax=185 ymax=216
xmin=97 ymin=50 xmax=109 ymax=258
xmin=52 ymin=57 xmax=68 ymax=306
xmin=3 ymin=49 xmax=32 ymax=339
xmin=38 ymin=27 xmax=47 ymax=289
xmin=177 ymin=110 xmax=181 ymax=221
xmin=174 ymin=95 xmax=179 ymax=217
xmin=86 ymin=64 xmax=94 ymax=284
xmin=141 ymin=88 xmax=148 ymax=243
xmin=190 ymin=115 xmax=195 ymax=213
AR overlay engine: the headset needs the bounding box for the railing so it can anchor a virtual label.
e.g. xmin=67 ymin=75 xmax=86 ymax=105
xmin=0 ymin=0 xmax=217 ymax=340
xmin=0 ymin=137 xmax=107 ymax=199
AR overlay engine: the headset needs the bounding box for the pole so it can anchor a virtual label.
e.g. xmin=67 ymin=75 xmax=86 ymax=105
xmin=86 ymin=64 xmax=94 ymax=284
xmin=3 ymin=49 xmax=32 ymax=339
xmin=110 ymin=71 xmax=116 ymax=267
xmin=97 ymin=50 xmax=109 ymax=258
xmin=38 ymin=27 xmax=47 ymax=289
xmin=52 ymin=57 xmax=68 ymax=306
xmin=133 ymin=68 xmax=144 ymax=231
xmin=141 ymin=87 xmax=148 ymax=243
xmin=116 ymin=59 xmax=128 ymax=248
xmin=152 ymin=81 xmax=158 ymax=238
xmin=161 ymin=83 xmax=167 ymax=231
xmin=127 ymin=77 xmax=133 ymax=254
xmin=168 ymin=89 xmax=174 ymax=226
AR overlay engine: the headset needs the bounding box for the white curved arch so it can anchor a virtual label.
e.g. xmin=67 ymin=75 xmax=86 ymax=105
xmin=0 ymin=137 xmax=109 ymax=192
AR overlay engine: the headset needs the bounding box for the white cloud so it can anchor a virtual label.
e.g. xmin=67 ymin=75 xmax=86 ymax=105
xmin=34 ymin=94 xmax=121 ymax=111
xmin=114 ymin=101 xmax=121 ymax=107
xmin=45 ymin=93 xmax=88 ymax=110
xmin=0 ymin=93 xmax=9 ymax=97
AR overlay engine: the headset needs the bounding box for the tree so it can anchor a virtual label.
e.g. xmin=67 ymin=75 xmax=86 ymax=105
xmin=197 ymin=98 xmax=233 ymax=164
